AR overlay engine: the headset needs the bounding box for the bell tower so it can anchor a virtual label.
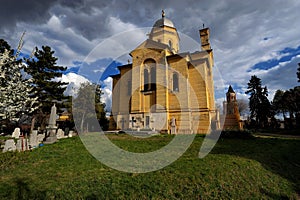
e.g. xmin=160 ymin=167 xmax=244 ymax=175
xmin=199 ymin=27 xmax=211 ymax=51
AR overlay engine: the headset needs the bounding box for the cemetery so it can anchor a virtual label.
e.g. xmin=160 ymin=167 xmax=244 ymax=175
xmin=1 ymin=104 xmax=75 ymax=153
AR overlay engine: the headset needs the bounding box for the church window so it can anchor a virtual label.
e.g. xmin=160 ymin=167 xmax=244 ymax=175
xmin=150 ymin=67 xmax=156 ymax=90
xmin=173 ymin=73 xmax=179 ymax=92
xmin=144 ymin=59 xmax=156 ymax=91
xmin=169 ymin=40 xmax=173 ymax=49
xmin=144 ymin=69 xmax=149 ymax=91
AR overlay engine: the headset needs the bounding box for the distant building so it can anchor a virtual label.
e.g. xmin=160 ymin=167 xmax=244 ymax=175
xmin=221 ymin=86 xmax=243 ymax=130
xmin=110 ymin=11 xmax=218 ymax=133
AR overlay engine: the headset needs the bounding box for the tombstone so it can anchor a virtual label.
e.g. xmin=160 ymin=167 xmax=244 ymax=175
xmin=16 ymin=139 xmax=22 ymax=151
xmin=12 ymin=128 xmax=21 ymax=139
xmin=44 ymin=104 xmax=58 ymax=144
xmin=56 ymin=129 xmax=65 ymax=139
xmin=16 ymin=137 xmax=29 ymax=152
xmin=170 ymin=117 xmax=177 ymax=134
xmin=37 ymin=133 xmax=45 ymax=143
xmin=29 ymin=130 xmax=39 ymax=148
xmin=68 ymin=131 xmax=73 ymax=138
xmin=3 ymin=139 xmax=16 ymax=152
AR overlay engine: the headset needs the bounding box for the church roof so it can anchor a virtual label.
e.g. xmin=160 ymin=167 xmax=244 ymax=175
xmin=131 ymin=39 xmax=172 ymax=55
xmin=153 ymin=17 xmax=175 ymax=28
xmin=227 ymin=85 xmax=235 ymax=93
xmin=153 ymin=10 xmax=175 ymax=28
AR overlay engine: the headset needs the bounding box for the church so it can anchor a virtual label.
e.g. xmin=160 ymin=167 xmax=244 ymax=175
xmin=110 ymin=11 xmax=219 ymax=134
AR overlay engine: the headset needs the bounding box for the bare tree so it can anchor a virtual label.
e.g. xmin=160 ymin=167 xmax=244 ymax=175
xmin=237 ymin=99 xmax=249 ymax=116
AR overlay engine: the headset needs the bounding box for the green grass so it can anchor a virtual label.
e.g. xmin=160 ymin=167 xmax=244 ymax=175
xmin=0 ymin=134 xmax=299 ymax=199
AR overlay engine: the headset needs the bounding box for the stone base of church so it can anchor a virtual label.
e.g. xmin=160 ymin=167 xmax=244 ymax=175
xmin=112 ymin=109 xmax=219 ymax=134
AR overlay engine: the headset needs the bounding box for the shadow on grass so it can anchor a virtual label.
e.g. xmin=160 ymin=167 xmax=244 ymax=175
xmin=210 ymin=136 xmax=300 ymax=197
xmin=1 ymin=178 xmax=47 ymax=199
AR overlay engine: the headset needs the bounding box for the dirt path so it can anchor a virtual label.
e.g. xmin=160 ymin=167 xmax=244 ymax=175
xmin=253 ymin=132 xmax=300 ymax=139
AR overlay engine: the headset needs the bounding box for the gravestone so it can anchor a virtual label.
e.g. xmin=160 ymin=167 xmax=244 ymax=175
xmin=3 ymin=139 xmax=16 ymax=152
xmin=16 ymin=139 xmax=22 ymax=151
xmin=44 ymin=104 xmax=58 ymax=144
xmin=37 ymin=133 xmax=45 ymax=143
xmin=12 ymin=128 xmax=21 ymax=139
xmin=170 ymin=117 xmax=177 ymax=134
xmin=56 ymin=129 xmax=65 ymax=139
xmin=16 ymin=137 xmax=29 ymax=152
xmin=29 ymin=130 xmax=38 ymax=148
xmin=68 ymin=131 xmax=73 ymax=137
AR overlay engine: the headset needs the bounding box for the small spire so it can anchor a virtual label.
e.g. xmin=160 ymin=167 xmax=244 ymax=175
xmin=227 ymin=85 xmax=235 ymax=93
xmin=162 ymin=10 xmax=165 ymax=18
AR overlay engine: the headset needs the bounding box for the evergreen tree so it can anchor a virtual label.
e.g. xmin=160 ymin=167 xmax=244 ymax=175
xmin=272 ymin=90 xmax=286 ymax=117
xmin=0 ymin=40 xmax=38 ymax=121
xmin=283 ymin=87 xmax=300 ymax=119
xmin=25 ymin=46 xmax=67 ymax=114
xmin=245 ymin=75 xmax=271 ymax=128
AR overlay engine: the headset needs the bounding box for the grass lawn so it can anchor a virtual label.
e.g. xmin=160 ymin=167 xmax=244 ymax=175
xmin=0 ymin=134 xmax=299 ymax=199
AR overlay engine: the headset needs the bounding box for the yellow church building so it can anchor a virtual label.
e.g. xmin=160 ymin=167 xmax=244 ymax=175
xmin=110 ymin=11 xmax=218 ymax=134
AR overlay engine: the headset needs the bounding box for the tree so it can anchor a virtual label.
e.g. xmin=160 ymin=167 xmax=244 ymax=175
xmin=0 ymin=39 xmax=12 ymax=54
xmin=245 ymin=75 xmax=271 ymax=128
xmin=73 ymin=82 xmax=108 ymax=132
xmin=237 ymin=99 xmax=249 ymax=116
xmin=272 ymin=89 xmax=286 ymax=117
xmin=283 ymin=87 xmax=300 ymax=118
xmin=297 ymin=63 xmax=300 ymax=82
xmin=25 ymin=46 xmax=67 ymax=114
xmin=0 ymin=39 xmax=38 ymax=121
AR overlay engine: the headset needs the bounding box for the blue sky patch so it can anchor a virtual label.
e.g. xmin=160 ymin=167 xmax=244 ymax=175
xmin=249 ymin=45 xmax=300 ymax=71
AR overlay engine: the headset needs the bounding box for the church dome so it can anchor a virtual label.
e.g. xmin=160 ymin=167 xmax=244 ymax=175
xmin=153 ymin=17 xmax=175 ymax=28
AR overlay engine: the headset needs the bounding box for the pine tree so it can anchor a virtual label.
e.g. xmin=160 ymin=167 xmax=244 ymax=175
xmin=245 ymin=75 xmax=271 ymax=128
xmin=0 ymin=40 xmax=38 ymax=121
xmin=25 ymin=46 xmax=67 ymax=114
xmin=272 ymin=90 xmax=286 ymax=117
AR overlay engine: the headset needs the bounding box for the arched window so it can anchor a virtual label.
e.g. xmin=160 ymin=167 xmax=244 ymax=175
xmin=144 ymin=59 xmax=156 ymax=91
xmin=173 ymin=73 xmax=179 ymax=92
xmin=144 ymin=69 xmax=149 ymax=91
xmin=150 ymin=67 xmax=156 ymax=90
xmin=169 ymin=40 xmax=173 ymax=49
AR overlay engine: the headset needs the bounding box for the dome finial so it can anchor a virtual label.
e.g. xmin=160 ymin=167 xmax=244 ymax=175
xmin=162 ymin=10 xmax=165 ymax=18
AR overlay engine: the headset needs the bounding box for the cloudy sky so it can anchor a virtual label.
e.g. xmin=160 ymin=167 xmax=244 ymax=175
xmin=1 ymin=0 xmax=300 ymax=110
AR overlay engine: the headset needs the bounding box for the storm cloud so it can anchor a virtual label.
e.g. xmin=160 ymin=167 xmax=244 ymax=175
xmin=0 ymin=0 xmax=300 ymax=102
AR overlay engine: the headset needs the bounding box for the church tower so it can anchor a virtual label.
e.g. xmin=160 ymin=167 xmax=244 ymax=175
xmin=222 ymin=85 xmax=242 ymax=130
xmin=149 ymin=10 xmax=180 ymax=53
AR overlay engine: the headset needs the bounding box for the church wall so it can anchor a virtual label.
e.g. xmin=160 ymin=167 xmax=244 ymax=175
xmin=168 ymin=58 xmax=190 ymax=111
xmin=197 ymin=112 xmax=211 ymax=133
xmin=111 ymin=75 xmax=120 ymax=116
xmin=118 ymin=66 xmax=132 ymax=115
xmin=188 ymin=64 xmax=208 ymax=109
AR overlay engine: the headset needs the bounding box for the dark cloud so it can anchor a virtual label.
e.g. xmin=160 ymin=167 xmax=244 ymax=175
xmin=0 ymin=0 xmax=300 ymax=100
xmin=0 ymin=0 xmax=58 ymax=32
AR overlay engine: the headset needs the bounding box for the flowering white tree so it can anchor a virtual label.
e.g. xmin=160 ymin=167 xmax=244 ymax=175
xmin=0 ymin=43 xmax=39 ymax=121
